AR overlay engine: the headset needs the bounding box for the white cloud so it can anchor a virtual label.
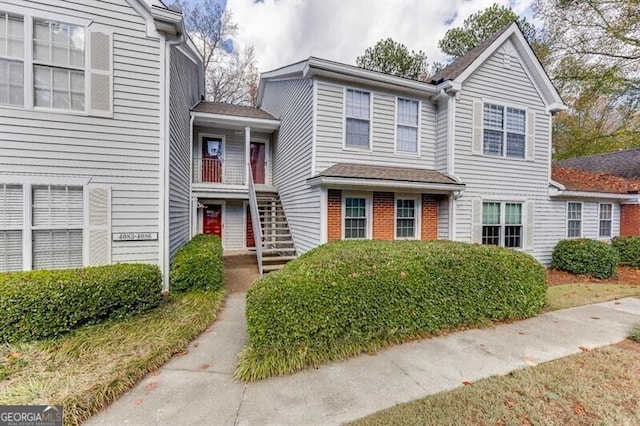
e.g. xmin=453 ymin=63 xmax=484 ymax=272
xmin=227 ymin=0 xmax=534 ymax=73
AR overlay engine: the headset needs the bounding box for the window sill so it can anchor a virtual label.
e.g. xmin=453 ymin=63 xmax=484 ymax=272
xmin=477 ymin=152 xmax=531 ymax=162
xmin=1 ymin=104 xmax=90 ymax=117
xmin=343 ymin=146 xmax=372 ymax=153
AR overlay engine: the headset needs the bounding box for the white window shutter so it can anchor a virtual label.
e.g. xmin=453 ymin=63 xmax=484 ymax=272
xmin=86 ymin=185 xmax=111 ymax=266
xmin=88 ymin=31 xmax=113 ymax=117
xmin=472 ymin=100 xmax=483 ymax=155
xmin=526 ymin=111 xmax=535 ymax=161
xmin=471 ymin=198 xmax=483 ymax=243
xmin=525 ymin=201 xmax=535 ymax=250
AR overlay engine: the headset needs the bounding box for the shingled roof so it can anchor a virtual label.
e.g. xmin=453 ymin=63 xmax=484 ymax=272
xmin=430 ymin=22 xmax=513 ymax=84
xmin=192 ymin=102 xmax=277 ymax=120
xmin=315 ymin=163 xmax=459 ymax=185
xmin=552 ymin=166 xmax=640 ymax=194
xmin=554 ymin=148 xmax=640 ymax=180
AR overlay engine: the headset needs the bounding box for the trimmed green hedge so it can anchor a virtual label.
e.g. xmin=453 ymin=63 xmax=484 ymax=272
xmin=237 ymin=240 xmax=546 ymax=380
xmin=612 ymin=236 xmax=640 ymax=268
xmin=170 ymin=234 xmax=224 ymax=292
xmin=0 ymin=263 xmax=162 ymax=343
xmin=552 ymin=239 xmax=618 ymax=279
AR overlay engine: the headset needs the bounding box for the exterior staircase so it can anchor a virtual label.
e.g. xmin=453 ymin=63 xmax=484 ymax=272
xmin=254 ymin=191 xmax=297 ymax=273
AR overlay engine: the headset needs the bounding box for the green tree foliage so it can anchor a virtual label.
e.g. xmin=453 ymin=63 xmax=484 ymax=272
xmin=356 ymin=38 xmax=431 ymax=80
xmin=438 ymin=3 xmax=539 ymax=60
xmin=535 ymin=0 xmax=640 ymax=159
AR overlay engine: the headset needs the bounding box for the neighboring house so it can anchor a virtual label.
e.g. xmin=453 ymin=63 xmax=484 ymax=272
xmin=4 ymin=5 xmax=635 ymax=285
xmin=553 ymin=149 xmax=640 ymax=237
xmin=0 ymin=0 xmax=203 ymax=289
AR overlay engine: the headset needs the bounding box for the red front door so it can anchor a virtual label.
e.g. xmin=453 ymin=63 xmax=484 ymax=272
xmin=250 ymin=142 xmax=266 ymax=184
xmin=203 ymin=205 xmax=222 ymax=237
xmin=202 ymin=137 xmax=222 ymax=183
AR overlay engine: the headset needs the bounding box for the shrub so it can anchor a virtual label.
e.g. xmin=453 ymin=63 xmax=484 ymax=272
xmin=552 ymin=239 xmax=618 ymax=279
xmin=237 ymin=240 xmax=546 ymax=381
xmin=0 ymin=263 xmax=162 ymax=343
xmin=170 ymin=234 xmax=224 ymax=292
xmin=612 ymin=236 xmax=640 ymax=268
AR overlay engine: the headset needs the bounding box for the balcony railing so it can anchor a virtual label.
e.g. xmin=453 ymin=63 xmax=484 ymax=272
xmin=193 ymin=157 xmax=244 ymax=185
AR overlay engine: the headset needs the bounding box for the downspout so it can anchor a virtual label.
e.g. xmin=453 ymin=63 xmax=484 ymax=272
xmin=160 ymin=30 xmax=186 ymax=292
xmin=189 ymin=114 xmax=194 ymax=237
xmin=447 ymin=92 xmax=457 ymax=241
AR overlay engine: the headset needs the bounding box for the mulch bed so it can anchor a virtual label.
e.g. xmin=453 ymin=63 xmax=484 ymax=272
xmin=547 ymin=266 xmax=640 ymax=286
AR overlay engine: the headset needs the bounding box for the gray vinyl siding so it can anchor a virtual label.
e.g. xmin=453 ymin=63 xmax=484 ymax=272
xmin=435 ymin=99 xmax=449 ymax=172
xmin=314 ymin=79 xmax=437 ymax=173
xmin=260 ymin=78 xmax=319 ymax=253
xmin=224 ymin=200 xmax=245 ymax=250
xmin=451 ymin=38 xmax=553 ymax=263
xmin=168 ymin=46 xmax=201 ymax=260
xmin=0 ymin=0 xmax=162 ymax=264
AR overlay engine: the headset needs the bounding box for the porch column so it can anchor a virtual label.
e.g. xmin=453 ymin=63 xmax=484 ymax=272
xmin=245 ymin=126 xmax=251 ymax=186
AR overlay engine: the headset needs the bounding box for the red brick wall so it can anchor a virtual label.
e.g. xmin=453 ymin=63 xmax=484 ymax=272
xmin=327 ymin=189 xmax=342 ymax=241
xmin=421 ymin=195 xmax=438 ymax=240
xmin=373 ymin=192 xmax=395 ymax=240
xmin=621 ymin=204 xmax=640 ymax=236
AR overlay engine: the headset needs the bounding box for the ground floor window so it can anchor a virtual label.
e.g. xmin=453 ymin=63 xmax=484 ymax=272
xmin=32 ymin=185 xmax=84 ymax=269
xmin=599 ymin=203 xmax=612 ymax=238
xmin=482 ymin=201 xmax=522 ymax=248
xmin=0 ymin=183 xmax=84 ymax=272
xmin=396 ymin=198 xmax=417 ymax=239
xmin=567 ymin=202 xmax=582 ymax=238
xmin=344 ymin=197 xmax=367 ymax=239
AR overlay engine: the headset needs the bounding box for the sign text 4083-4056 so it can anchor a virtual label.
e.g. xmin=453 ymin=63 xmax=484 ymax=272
xmin=112 ymin=232 xmax=158 ymax=241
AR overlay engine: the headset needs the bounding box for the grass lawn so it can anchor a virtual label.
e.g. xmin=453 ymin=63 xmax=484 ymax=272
xmin=352 ymin=340 xmax=640 ymax=426
xmin=547 ymin=283 xmax=640 ymax=310
xmin=0 ymin=289 xmax=226 ymax=426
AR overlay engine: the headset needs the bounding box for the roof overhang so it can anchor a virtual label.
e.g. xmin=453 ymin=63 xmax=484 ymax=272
xmin=549 ymin=186 xmax=635 ymax=200
xmin=307 ymin=176 xmax=465 ymax=193
xmin=191 ymin=111 xmax=280 ymax=132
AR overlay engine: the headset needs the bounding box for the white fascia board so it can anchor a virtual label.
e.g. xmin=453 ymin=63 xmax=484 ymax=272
xmin=190 ymin=112 xmax=281 ymax=131
xmin=125 ymin=0 xmax=161 ymax=38
xmin=549 ymin=188 xmax=634 ymax=200
xmin=307 ymin=176 xmax=466 ymax=193
xmin=304 ymin=57 xmax=439 ymax=96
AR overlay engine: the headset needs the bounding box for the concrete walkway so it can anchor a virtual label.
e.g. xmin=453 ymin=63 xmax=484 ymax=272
xmin=88 ymin=292 xmax=640 ymax=425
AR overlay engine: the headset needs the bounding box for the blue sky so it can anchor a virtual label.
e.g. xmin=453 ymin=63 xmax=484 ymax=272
xmin=187 ymin=0 xmax=536 ymax=72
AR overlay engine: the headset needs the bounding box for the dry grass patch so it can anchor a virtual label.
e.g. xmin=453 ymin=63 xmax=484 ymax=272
xmin=0 ymin=290 xmax=225 ymax=426
xmin=352 ymin=342 xmax=640 ymax=426
xmin=546 ymin=283 xmax=640 ymax=311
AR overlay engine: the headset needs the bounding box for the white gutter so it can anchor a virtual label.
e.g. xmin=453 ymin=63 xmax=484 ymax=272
xmin=307 ymin=176 xmax=465 ymax=192
xmin=190 ymin=111 xmax=280 ymax=131
xmin=549 ymin=188 xmax=635 ymax=200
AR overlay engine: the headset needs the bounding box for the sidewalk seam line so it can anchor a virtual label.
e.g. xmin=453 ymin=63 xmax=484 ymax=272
xmin=233 ymin=383 xmax=247 ymax=426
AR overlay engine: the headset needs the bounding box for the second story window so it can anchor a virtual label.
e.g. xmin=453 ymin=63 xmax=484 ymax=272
xmin=345 ymin=89 xmax=370 ymax=149
xmin=396 ymin=98 xmax=419 ymax=154
xmin=0 ymin=13 xmax=24 ymax=107
xmin=33 ymin=19 xmax=85 ymax=111
xmin=483 ymin=103 xmax=526 ymax=159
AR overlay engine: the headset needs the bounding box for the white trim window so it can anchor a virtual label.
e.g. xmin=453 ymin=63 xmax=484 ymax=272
xmin=482 ymin=201 xmax=522 ymax=248
xmin=345 ymin=89 xmax=370 ymax=149
xmin=33 ymin=19 xmax=85 ymax=111
xmin=0 ymin=184 xmax=23 ymax=271
xmin=567 ymin=202 xmax=582 ymax=238
xmin=395 ymin=198 xmax=418 ymax=239
xmin=599 ymin=203 xmax=612 ymax=238
xmin=32 ymin=185 xmax=83 ymax=269
xmin=483 ymin=103 xmax=526 ymax=158
xmin=344 ymin=197 xmax=367 ymax=239
xmin=396 ymin=98 xmax=419 ymax=154
xmin=0 ymin=12 xmax=24 ymax=106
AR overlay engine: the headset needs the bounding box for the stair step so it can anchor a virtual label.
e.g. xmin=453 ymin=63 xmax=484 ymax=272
xmin=262 ymin=255 xmax=297 ymax=262
xmin=262 ymin=247 xmax=295 ymax=254
xmin=262 ymin=264 xmax=286 ymax=273
xmin=261 ymin=241 xmax=294 ymax=246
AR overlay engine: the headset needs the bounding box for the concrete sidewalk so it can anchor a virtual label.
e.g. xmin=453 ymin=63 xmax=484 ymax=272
xmin=88 ymin=296 xmax=640 ymax=425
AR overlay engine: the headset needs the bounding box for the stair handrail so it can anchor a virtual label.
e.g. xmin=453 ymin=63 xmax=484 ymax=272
xmin=247 ymin=163 xmax=264 ymax=275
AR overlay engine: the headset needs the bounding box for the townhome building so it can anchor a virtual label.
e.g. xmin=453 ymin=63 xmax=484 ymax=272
xmin=3 ymin=1 xmax=637 ymax=284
